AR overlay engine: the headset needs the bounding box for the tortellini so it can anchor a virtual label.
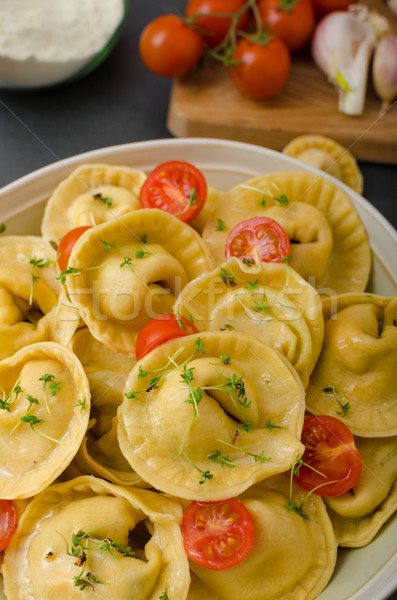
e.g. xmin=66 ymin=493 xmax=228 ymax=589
xmin=0 ymin=342 xmax=90 ymax=499
xmin=0 ymin=236 xmax=66 ymax=359
xmin=202 ymin=172 xmax=371 ymax=294
xmin=186 ymin=474 xmax=337 ymax=600
xmin=41 ymin=164 xmax=146 ymax=242
xmin=2 ymin=476 xmax=190 ymax=600
xmin=68 ymin=328 xmax=146 ymax=487
xmin=282 ymin=134 xmax=364 ymax=194
xmin=65 ymin=209 xmax=212 ymax=355
xmin=175 ymin=257 xmax=324 ymax=389
xmin=306 ymin=293 xmax=397 ymax=437
xmin=324 ymin=436 xmax=397 ymax=547
xmin=118 ymin=331 xmax=305 ymax=501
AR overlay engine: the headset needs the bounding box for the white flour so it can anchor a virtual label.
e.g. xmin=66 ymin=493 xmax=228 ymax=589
xmin=0 ymin=0 xmax=125 ymax=86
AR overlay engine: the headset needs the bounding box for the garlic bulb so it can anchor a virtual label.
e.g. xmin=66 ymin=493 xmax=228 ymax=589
xmin=372 ymin=36 xmax=397 ymax=111
xmin=311 ymin=7 xmax=389 ymax=115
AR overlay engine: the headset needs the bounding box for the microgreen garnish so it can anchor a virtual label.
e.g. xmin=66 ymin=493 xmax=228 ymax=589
xmin=216 ymin=438 xmax=270 ymax=463
xmin=73 ymin=391 xmax=87 ymax=413
xmin=28 ymin=256 xmax=53 ymax=305
xmin=188 ymin=188 xmax=199 ymax=205
xmin=141 ymin=234 xmax=149 ymax=244
xmin=135 ymin=245 xmax=152 ymax=259
xmin=0 ymin=223 xmax=6 ymax=233
xmin=176 ymin=309 xmax=186 ymax=331
xmin=323 ymin=385 xmax=351 ymax=417
xmin=242 ymin=257 xmax=255 ymax=266
xmin=39 ymin=373 xmax=62 ymax=414
xmin=219 ymin=266 xmax=237 ymax=287
xmin=125 ymin=389 xmax=142 ymax=400
xmin=0 ymin=378 xmax=22 ymax=412
xmin=216 ymin=217 xmax=227 ymax=231
xmin=285 ymin=454 xmax=332 ymax=520
xmin=220 ymin=353 xmax=231 ymax=365
xmin=57 ymin=263 xmax=104 ymax=285
xmin=120 ymin=256 xmax=151 ymax=293
xmin=98 ymin=236 xmax=120 ymax=253
xmin=159 ymin=575 xmax=169 ymax=600
xmin=174 ymin=437 xmax=214 ymax=484
xmin=265 ymin=419 xmax=282 ymax=432
xmin=207 ymin=450 xmax=236 ymax=468
xmin=93 ymin=192 xmax=112 ymax=208
xmin=99 ymin=539 xmax=135 ymax=558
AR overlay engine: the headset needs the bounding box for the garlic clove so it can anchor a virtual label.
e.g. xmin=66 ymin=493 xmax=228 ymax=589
xmin=311 ymin=5 xmax=391 ymax=116
xmin=372 ymin=35 xmax=397 ymax=112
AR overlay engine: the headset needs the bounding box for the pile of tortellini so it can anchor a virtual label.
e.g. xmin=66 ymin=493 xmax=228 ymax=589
xmin=0 ymin=162 xmax=396 ymax=600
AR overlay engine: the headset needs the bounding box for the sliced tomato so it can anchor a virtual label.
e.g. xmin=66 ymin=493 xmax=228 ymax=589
xmin=182 ymin=498 xmax=255 ymax=570
xmin=57 ymin=226 xmax=92 ymax=271
xmin=0 ymin=499 xmax=16 ymax=551
xmin=225 ymin=216 xmax=290 ymax=265
xmin=139 ymin=160 xmax=207 ymax=223
xmin=135 ymin=314 xmax=198 ymax=360
xmin=294 ymin=415 xmax=363 ymax=497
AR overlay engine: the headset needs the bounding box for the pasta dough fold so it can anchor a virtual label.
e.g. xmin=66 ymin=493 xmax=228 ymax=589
xmin=185 ymin=474 xmax=337 ymax=600
xmin=175 ymin=258 xmax=324 ymax=388
xmin=2 ymin=476 xmax=190 ymax=600
xmin=0 ymin=341 xmax=90 ymax=499
xmin=118 ymin=331 xmax=305 ymax=500
xmin=306 ymin=294 xmax=397 ymax=436
xmin=65 ymin=209 xmax=212 ymax=355
xmin=41 ymin=164 xmax=146 ymax=242
xmin=202 ymin=172 xmax=371 ymax=294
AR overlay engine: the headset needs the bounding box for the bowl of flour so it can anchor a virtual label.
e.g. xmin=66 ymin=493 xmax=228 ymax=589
xmin=0 ymin=0 xmax=128 ymax=89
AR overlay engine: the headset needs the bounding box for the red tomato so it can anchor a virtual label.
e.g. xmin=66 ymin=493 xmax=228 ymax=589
xmin=311 ymin=0 xmax=351 ymax=17
xmin=182 ymin=498 xmax=255 ymax=570
xmin=257 ymin=0 xmax=315 ymax=52
xmin=185 ymin=0 xmax=249 ymax=48
xmin=57 ymin=226 xmax=91 ymax=272
xmin=225 ymin=216 xmax=291 ymax=265
xmin=294 ymin=415 xmax=363 ymax=497
xmin=0 ymin=499 xmax=16 ymax=552
xmin=135 ymin=314 xmax=198 ymax=360
xmin=229 ymin=36 xmax=291 ymax=99
xmin=139 ymin=15 xmax=204 ymax=78
xmin=139 ymin=160 xmax=208 ymax=223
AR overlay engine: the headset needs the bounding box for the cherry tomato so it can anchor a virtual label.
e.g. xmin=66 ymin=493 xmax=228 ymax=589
xmin=257 ymin=0 xmax=315 ymax=52
xmin=139 ymin=15 xmax=204 ymax=78
xmin=139 ymin=160 xmax=208 ymax=223
xmin=182 ymin=498 xmax=255 ymax=570
xmin=229 ymin=36 xmax=291 ymax=99
xmin=0 ymin=499 xmax=16 ymax=552
xmin=294 ymin=415 xmax=363 ymax=497
xmin=135 ymin=314 xmax=198 ymax=360
xmin=57 ymin=226 xmax=92 ymax=272
xmin=185 ymin=0 xmax=249 ymax=48
xmin=225 ymin=216 xmax=291 ymax=265
xmin=311 ymin=0 xmax=351 ymax=18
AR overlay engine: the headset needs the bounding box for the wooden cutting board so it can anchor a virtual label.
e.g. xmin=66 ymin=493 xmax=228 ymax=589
xmin=167 ymin=0 xmax=397 ymax=164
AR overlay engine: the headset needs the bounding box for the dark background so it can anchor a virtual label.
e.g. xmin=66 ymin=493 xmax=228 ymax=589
xmin=0 ymin=3 xmax=396 ymax=598
xmin=0 ymin=1 xmax=396 ymax=231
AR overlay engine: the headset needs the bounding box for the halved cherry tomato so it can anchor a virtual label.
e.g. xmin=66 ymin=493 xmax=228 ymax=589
xmin=294 ymin=415 xmax=363 ymax=497
xmin=182 ymin=498 xmax=255 ymax=570
xmin=257 ymin=0 xmax=315 ymax=52
xmin=57 ymin=226 xmax=92 ymax=272
xmin=135 ymin=314 xmax=198 ymax=360
xmin=229 ymin=36 xmax=291 ymax=99
xmin=185 ymin=0 xmax=249 ymax=48
xmin=0 ymin=499 xmax=16 ymax=552
xmin=139 ymin=160 xmax=208 ymax=223
xmin=225 ymin=216 xmax=291 ymax=265
xmin=139 ymin=15 xmax=204 ymax=78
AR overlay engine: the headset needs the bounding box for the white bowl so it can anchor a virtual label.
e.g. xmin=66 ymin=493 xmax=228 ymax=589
xmin=0 ymin=138 xmax=396 ymax=600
